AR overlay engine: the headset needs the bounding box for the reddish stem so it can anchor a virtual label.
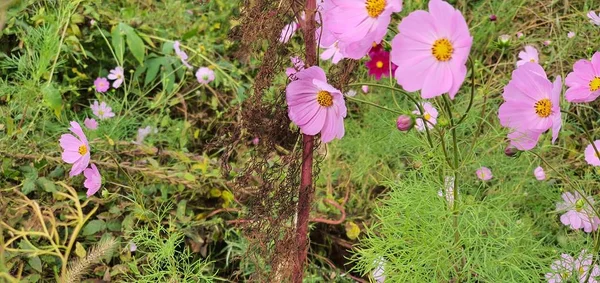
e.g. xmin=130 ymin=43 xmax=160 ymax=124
xmin=294 ymin=0 xmax=317 ymax=282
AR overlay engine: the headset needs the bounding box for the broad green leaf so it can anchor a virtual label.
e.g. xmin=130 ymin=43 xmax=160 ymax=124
xmin=82 ymin=219 xmax=106 ymax=236
xmin=106 ymin=220 xmax=122 ymax=232
xmin=144 ymin=57 xmax=162 ymax=86
xmin=182 ymin=28 xmax=198 ymax=40
xmin=176 ymin=200 xmax=188 ymax=221
xmin=183 ymin=172 xmax=196 ymax=182
xmin=123 ymin=24 xmax=145 ymax=64
xmin=22 ymin=178 xmax=36 ymax=195
xmin=111 ymin=25 xmax=124 ymax=63
xmin=28 ymin=256 xmax=42 ymax=273
xmin=75 ymin=242 xmax=86 ymax=258
xmin=36 ymin=177 xmax=56 ymax=193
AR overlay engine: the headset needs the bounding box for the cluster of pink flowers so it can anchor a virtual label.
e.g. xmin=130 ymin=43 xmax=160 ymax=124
xmin=59 ymin=121 xmax=102 ymax=197
xmin=557 ymin=191 xmax=600 ymax=233
xmin=546 ymin=250 xmax=600 ymax=282
xmin=172 ymin=41 xmax=216 ymax=85
xmin=94 ymin=66 xmax=124 ymax=93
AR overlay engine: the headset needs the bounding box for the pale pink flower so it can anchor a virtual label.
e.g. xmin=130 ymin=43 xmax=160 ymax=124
xmin=362 ymin=85 xmax=369 ymax=93
xmin=584 ymin=140 xmax=600 ymax=166
xmin=320 ymin=41 xmax=345 ymax=64
xmin=412 ymin=102 xmax=438 ymax=132
xmin=128 ymin=240 xmax=137 ymax=252
xmin=107 ymin=66 xmax=124 ymax=88
xmin=565 ymin=52 xmax=600 ymax=103
xmin=279 ymin=22 xmax=299 ymax=43
xmin=133 ymin=126 xmax=157 ymax=145
xmin=573 ymin=250 xmax=600 ymax=282
xmin=545 ymin=253 xmax=575 ymax=283
xmin=324 ymin=0 xmax=402 ymax=59
xmin=372 ymin=257 xmax=385 ymax=283
xmin=475 ymin=167 xmax=492 ymax=181
xmin=534 ymin=166 xmax=546 ymax=180
xmin=91 ymin=101 xmax=115 ymax=120
xmin=391 ymin=0 xmax=472 ymax=99
xmin=588 ymin=11 xmax=600 ymax=26
xmin=516 ymin=32 xmax=524 ymax=39
xmin=83 ymin=164 xmax=102 ymax=197
xmin=59 ymin=121 xmax=90 ymax=177
xmin=285 ymin=66 xmax=347 ymax=143
xmin=252 ymin=137 xmax=260 ymax=145
xmin=516 ymin=45 xmax=539 ymax=67
xmin=173 ymin=41 xmax=192 ymax=69
xmin=196 ymin=67 xmax=215 ymax=84
xmin=543 ymin=40 xmax=552 ymax=46
xmin=498 ymin=63 xmax=562 ymax=150
xmin=567 ymin=31 xmax=576 ymax=38
xmin=286 ymin=56 xmax=305 ymax=79
xmin=83 ymin=118 xmax=98 ymax=130
xmin=557 ymin=191 xmax=600 ymax=233
xmin=94 ymin=77 xmax=109 ymax=93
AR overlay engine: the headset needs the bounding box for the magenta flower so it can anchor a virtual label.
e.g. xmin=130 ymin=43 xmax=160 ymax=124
xmin=475 ymin=167 xmax=492 ymax=181
xmin=323 ymin=0 xmax=402 ymax=59
xmin=279 ymin=21 xmax=299 ymax=43
xmin=567 ymin=31 xmax=576 ymax=38
xmin=545 ymin=253 xmax=575 ymax=283
xmin=534 ymin=166 xmax=546 ymax=180
xmin=285 ymin=66 xmax=347 ymax=143
xmin=584 ymin=140 xmax=600 ymax=166
xmin=196 ymin=67 xmax=215 ymax=84
xmin=391 ymin=0 xmax=472 ymax=99
xmin=286 ymin=56 xmax=305 ymax=79
xmin=498 ymin=63 xmax=562 ymax=150
xmin=516 ymin=45 xmax=539 ymax=67
xmin=412 ymin=102 xmax=438 ymax=132
xmin=107 ymin=66 xmax=124 ymax=89
xmin=557 ymin=191 xmax=600 ymax=233
xmin=83 ymin=118 xmax=98 ymax=130
xmin=365 ymin=49 xmax=396 ymax=80
xmin=320 ymin=42 xmax=345 ymax=64
xmin=588 ymin=11 xmax=600 ymax=26
xmin=565 ymin=52 xmax=600 ymax=103
xmin=94 ymin=77 xmax=109 ymax=93
xmin=173 ymin=41 xmax=192 ymax=69
xmin=59 ymin=121 xmax=90 ymax=177
xmin=83 ymin=164 xmax=102 ymax=197
xmin=91 ymin=101 xmax=115 ymax=120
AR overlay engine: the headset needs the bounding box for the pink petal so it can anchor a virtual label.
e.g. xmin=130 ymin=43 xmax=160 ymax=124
xmin=70 ymin=153 xmax=90 ymax=177
xmin=59 ymin=134 xmax=81 ymax=150
xmin=421 ymin=62 xmax=453 ymax=99
xmin=300 ymin=108 xmax=326 ymax=136
xmin=62 ymin=150 xmax=81 ymax=164
xmin=295 ymin=66 xmax=327 ymax=82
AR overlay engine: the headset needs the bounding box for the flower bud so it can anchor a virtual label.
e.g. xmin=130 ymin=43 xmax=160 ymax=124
xmin=489 ymin=14 xmax=497 ymax=22
xmin=396 ymin=115 xmax=414 ymax=131
xmin=504 ymin=144 xmax=519 ymax=157
xmin=498 ymin=34 xmax=510 ymax=48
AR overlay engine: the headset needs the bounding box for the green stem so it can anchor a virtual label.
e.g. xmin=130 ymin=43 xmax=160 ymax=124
xmin=454 ymin=57 xmax=476 ymax=126
xmin=345 ymin=96 xmax=403 ymax=115
xmin=561 ymin=110 xmax=600 ymax=158
xmin=348 ymin=82 xmax=420 ymax=108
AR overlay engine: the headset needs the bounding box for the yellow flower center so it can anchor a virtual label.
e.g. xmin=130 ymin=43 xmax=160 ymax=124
xmin=376 ymin=61 xmax=384 ymax=68
xmin=590 ymin=77 xmax=600 ymax=92
xmin=366 ymin=0 xmax=386 ymax=18
xmin=316 ymin=90 xmax=333 ymax=107
xmin=431 ymin=38 xmax=454 ymax=62
xmin=98 ymin=110 xmax=104 ymax=116
xmin=534 ymin=98 xmax=552 ymax=118
xmin=529 ymin=59 xmax=536 ymax=62
xmin=424 ymin=113 xmax=431 ymax=121
xmin=78 ymin=145 xmax=88 ymax=155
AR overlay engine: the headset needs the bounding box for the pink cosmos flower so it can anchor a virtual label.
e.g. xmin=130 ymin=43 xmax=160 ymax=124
xmin=573 ymin=250 xmax=600 ymax=283
xmin=362 ymin=85 xmax=369 ymax=93
xmin=391 ymin=0 xmax=473 ymax=99
xmin=84 ymin=118 xmax=98 ymax=130
xmin=252 ymin=137 xmax=260 ymax=145
xmin=279 ymin=21 xmax=299 ymax=43
xmin=107 ymin=66 xmax=124 ymax=89
xmin=128 ymin=240 xmax=137 ymax=252
xmin=196 ymin=67 xmax=215 ymax=84
xmin=534 ymin=166 xmax=546 ymax=180
xmin=588 ymin=11 xmax=600 ymax=26
xmin=173 ymin=41 xmax=192 ymax=69
xmin=83 ymin=164 xmax=102 ymax=197
xmin=516 ymin=45 xmax=539 ymax=67
xmin=475 ymin=167 xmax=492 ymax=181
xmin=285 ymin=66 xmax=347 ymax=143
xmin=565 ymin=52 xmax=600 ymax=103
xmin=557 ymin=191 xmax=600 ymax=233
xmin=59 ymin=121 xmax=90 ymax=177
xmin=584 ymin=140 xmax=600 ymax=166
xmin=372 ymin=257 xmax=385 ymax=283
xmin=91 ymin=101 xmax=115 ymax=120
xmin=498 ymin=63 xmax=562 ymax=150
xmin=545 ymin=253 xmax=575 ymax=283
xmin=286 ymin=56 xmax=306 ymax=79
xmin=320 ymin=42 xmax=345 ymax=64
xmin=323 ymin=0 xmax=402 ymax=59
xmin=366 ymin=49 xmax=397 ymax=80
xmin=133 ymin=126 xmax=157 ymax=145
xmin=94 ymin=77 xmax=109 ymax=93
xmin=567 ymin=31 xmax=576 ymax=38
xmin=412 ymin=102 xmax=438 ymax=132
xmin=516 ymin=32 xmax=524 ymax=39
